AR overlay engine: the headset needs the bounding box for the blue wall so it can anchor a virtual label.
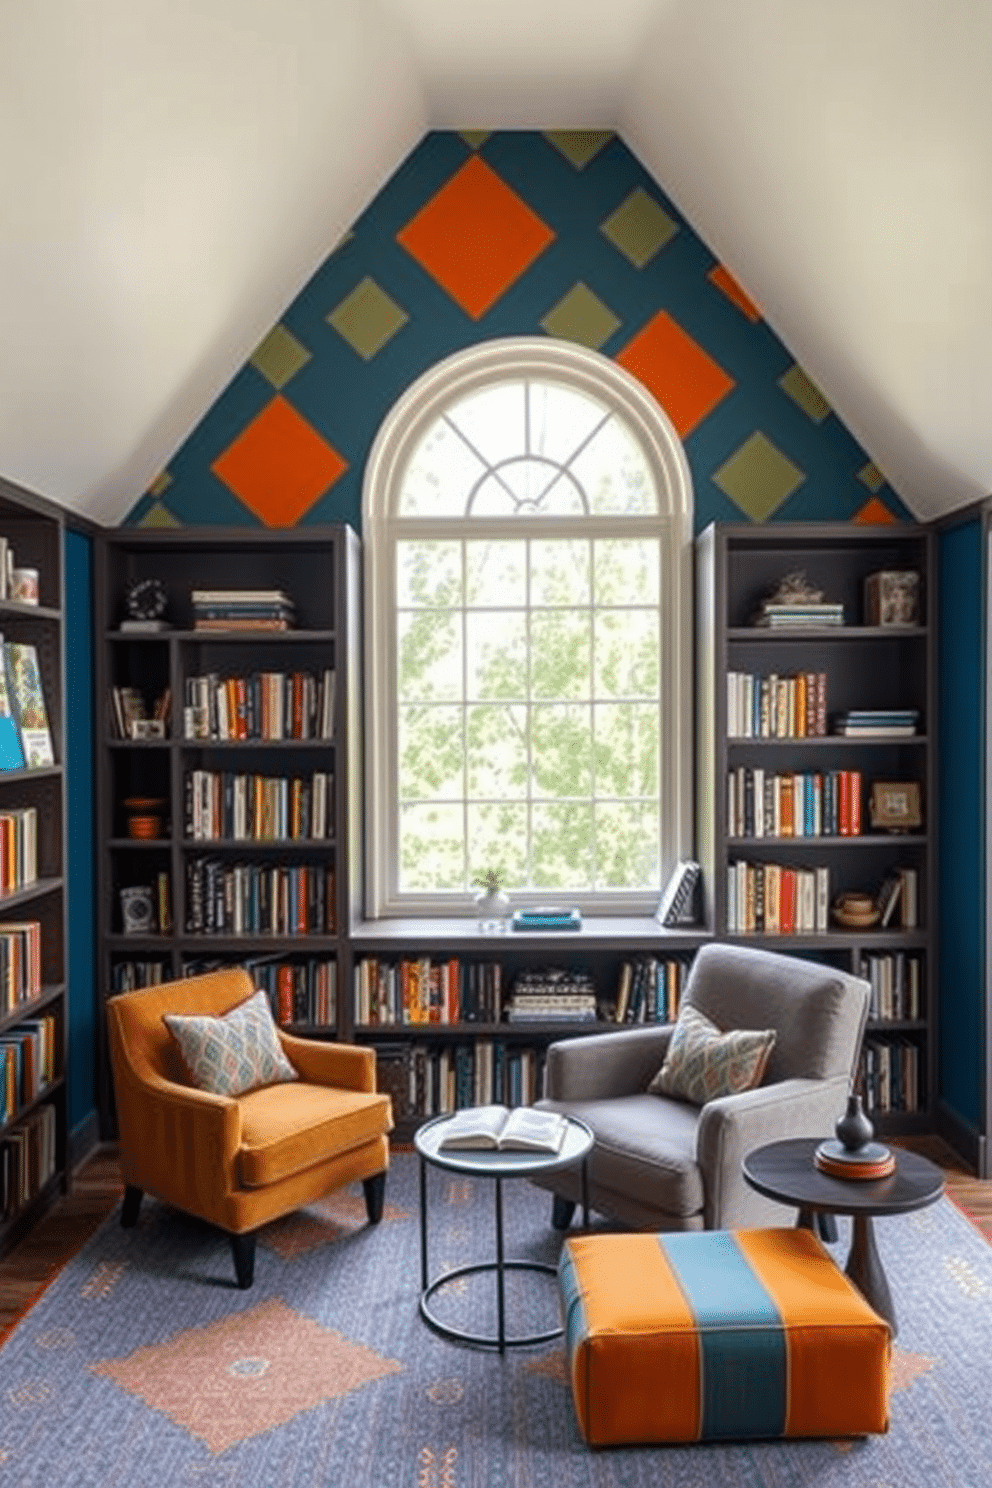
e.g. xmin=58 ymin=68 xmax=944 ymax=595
xmin=937 ymin=516 xmax=985 ymax=1134
xmin=65 ymin=528 xmax=96 ymax=1139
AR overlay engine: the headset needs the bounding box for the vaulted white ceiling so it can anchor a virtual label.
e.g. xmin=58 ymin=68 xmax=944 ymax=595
xmin=1 ymin=0 xmax=988 ymax=525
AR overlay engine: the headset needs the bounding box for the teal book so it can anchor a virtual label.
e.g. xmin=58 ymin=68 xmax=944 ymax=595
xmin=0 ymin=641 xmax=25 ymax=770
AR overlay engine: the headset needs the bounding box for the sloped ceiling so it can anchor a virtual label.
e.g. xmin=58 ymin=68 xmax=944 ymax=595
xmin=0 ymin=0 xmax=988 ymax=524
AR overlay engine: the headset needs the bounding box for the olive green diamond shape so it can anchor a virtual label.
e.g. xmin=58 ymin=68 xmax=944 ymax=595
xmin=545 ymin=131 xmax=613 ymax=169
xmin=327 ymin=277 xmax=409 ymax=360
xmin=779 ymin=364 xmax=831 ymax=424
xmin=858 ymin=461 xmax=886 ymax=493
xmin=600 ymin=188 xmax=678 ymax=267
xmin=147 ymin=469 xmax=172 ymax=499
xmin=250 ymin=324 xmax=312 ymax=390
xmin=541 ymin=282 xmax=621 ymax=350
xmin=459 ymin=131 xmax=492 ymax=150
xmin=713 ymin=433 xmax=806 ymax=522
xmin=138 ymin=499 xmax=182 ymax=529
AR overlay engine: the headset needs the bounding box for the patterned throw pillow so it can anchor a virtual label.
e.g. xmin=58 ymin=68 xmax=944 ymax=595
xmin=648 ymin=1003 xmax=776 ymax=1106
xmin=164 ymin=987 xmax=298 ymax=1097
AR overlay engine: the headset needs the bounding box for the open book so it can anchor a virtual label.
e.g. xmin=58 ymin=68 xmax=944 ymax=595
xmin=438 ymin=1104 xmax=568 ymax=1154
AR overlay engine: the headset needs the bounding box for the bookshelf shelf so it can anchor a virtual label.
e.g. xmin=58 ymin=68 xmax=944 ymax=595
xmin=0 ymin=477 xmax=67 ymax=1255
xmin=697 ymin=521 xmax=936 ymax=1133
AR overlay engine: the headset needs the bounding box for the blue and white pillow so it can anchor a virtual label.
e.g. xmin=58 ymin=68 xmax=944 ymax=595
xmin=164 ymin=987 xmax=298 ymax=1097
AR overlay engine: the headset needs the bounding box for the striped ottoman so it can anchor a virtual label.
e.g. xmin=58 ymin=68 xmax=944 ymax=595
xmin=558 ymin=1228 xmax=890 ymax=1446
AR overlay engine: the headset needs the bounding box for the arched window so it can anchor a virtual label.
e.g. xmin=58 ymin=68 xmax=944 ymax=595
xmin=363 ymin=337 xmax=693 ymax=917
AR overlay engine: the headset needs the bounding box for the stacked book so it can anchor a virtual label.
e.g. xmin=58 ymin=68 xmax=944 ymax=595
xmin=754 ymin=601 xmax=844 ymax=628
xmin=191 ymin=588 xmax=295 ymax=632
xmin=833 ymin=709 xmax=919 ymax=737
xmin=505 ymin=967 xmax=598 ymax=1023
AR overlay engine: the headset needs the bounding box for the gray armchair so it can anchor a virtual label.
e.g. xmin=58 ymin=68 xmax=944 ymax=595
xmin=533 ymin=941 xmax=869 ymax=1232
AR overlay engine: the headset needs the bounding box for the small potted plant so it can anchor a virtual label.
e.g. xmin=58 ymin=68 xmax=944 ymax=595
xmin=472 ymin=867 xmax=510 ymax=933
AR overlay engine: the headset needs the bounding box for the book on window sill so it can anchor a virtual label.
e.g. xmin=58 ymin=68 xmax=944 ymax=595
xmin=437 ymin=1103 xmax=568 ymax=1154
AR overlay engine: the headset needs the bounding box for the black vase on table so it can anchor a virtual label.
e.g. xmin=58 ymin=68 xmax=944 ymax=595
xmin=835 ymin=1093 xmax=874 ymax=1152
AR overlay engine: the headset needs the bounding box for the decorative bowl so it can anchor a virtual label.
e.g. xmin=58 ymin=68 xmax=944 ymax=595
xmin=127 ymin=814 xmax=162 ymax=839
xmin=831 ymin=892 xmax=880 ymax=929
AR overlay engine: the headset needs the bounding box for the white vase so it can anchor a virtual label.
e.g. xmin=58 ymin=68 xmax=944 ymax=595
xmin=474 ymin=888 xmax=510 ymax=934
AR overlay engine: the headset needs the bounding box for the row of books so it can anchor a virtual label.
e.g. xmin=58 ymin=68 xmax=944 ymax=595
xmin=0 ymin=922 xmax=42 ymax=1012
xmin=111 ymin=959 xmax=171 ymax=993
xmin=727 ymin=768 xmax=863 ymax=838
xmin=861 ymin=1037 xmax=923 ymax=1114
xmin=506 ymin=968 xmax=598 ymax=1024
xmin=833 ymin=709 xmax=920 ymax=738
xmin=1 ymin=1013 xmax=57 ymax=1123
xmin=184 ymin=858 xmax=336 ymax=936
xmin=184 ymin=770 xmax=334 ymax=842
xmin=727 ymin=861 xmax=830 ymax=934
xmin=178 ymin=956 xmax=337 ymax=1027
xmin=182 ymin=668 xmax=334 ymax=741
xmin=375 ymin=1040 xmax=545 ymax=1121
xmin=727 ymin=671 xmax=827 ymax=739
xmin=859 ymin=952 xmax=923 ymax=1022
xmin=192 ymin=587 xmax=295 ymax=632
xmin=354 ymin=957 xmax=503 ymax=1026
xmin=614 ymin=956 xmax=690 ymax=1024
xmin=0 ymin=640 xmax=54 ymax=770
xmin=875 ymin=869 xmax=919 ymax=930
xmin=0 ymin=806 xmax=37 ymax=894
xmin=109 ymin=685 xmax=171 ymax=740
xmin=753 ymin=602 xmax=844 ymax=629
xmin=1 ymin=1102 xmax=56 ymax=1222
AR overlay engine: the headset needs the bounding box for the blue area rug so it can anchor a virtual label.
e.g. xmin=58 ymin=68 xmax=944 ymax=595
xmin=0 ymin=1150 xmax=989 ymax=1486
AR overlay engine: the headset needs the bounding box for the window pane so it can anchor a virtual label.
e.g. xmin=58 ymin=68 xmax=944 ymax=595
xmin=530 ymin=610 xmax=592 ymax=699
xmin=530 ymin=539 xmax=590 ymax=606
xmin=466 ymin=540 xmax=526 ymax=606
xmin=465 ymin=613 xmax=527 ymax=699
xmin=399 ymin=705 xmax=464 ymax=800
xmin=466 ymin=704 xmax=528 ymax=797
xmin=531 ymin=802 xmax=594 ymax=888
xmin=594 ymin=609 xmax=660 ymax=699
xmin=569 ymin=416 xmax=657 ymax=514
xmin=399 ymin=421 xmax=486 ymax=516
xmin=595 ymin=802 xmax=661 ymax=888
xmin=447 ymin=383 xmax=523 ymax=466
xmin=528 ymin=382 xmax=608 ymax=464
xmin=399 ymin=804 xmax=465 ymax=891
xmin=396 ymin=541 xmax=462 ymax=607
xmin=466 ymin=802 xmax=528 ymax=886
xmin=397 ymin=609 xmax=462 ymax=702
xmin=594 ymin=703 xmax=660 ymax=796
xmin=531 ymin=704 xmax=593 ymax=797
xmin=593 ymin=538 xmax=660 ymax=605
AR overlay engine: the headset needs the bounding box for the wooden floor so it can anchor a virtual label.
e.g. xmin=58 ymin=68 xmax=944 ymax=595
xmin=2 ymin=1136 xmax=991 ymax=1344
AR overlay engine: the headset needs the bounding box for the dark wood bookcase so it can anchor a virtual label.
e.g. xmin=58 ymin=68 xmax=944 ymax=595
xmin=696 ymin=521 xmax=936 ymax=1133
xmin=0 ymin=477 xmax=68 ymax=1259
xmin=94 ymin=526 xmax=362 ymax=1135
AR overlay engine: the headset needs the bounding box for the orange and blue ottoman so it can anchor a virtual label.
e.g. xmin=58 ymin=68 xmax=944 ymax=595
xmin=558 ymin=1228 xmax=890 ymax=1446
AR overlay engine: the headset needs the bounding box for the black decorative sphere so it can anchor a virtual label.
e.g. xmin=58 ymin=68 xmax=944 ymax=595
xmin=125 ymin=577 xmax=168 ymax=621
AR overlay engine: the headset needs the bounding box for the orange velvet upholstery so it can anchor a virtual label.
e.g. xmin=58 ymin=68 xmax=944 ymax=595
xmin=106 ymin=968 xmax=393 ymax=1267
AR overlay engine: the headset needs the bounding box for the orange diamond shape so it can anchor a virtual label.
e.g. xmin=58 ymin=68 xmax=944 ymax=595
xmin=397 ymin=155 xmax=555 ymax=320
xmin=92 ymin=1298 xmax=401 ymax=1454
xmin=211 ymin=396 xmax=347 ymax=527
xmin=708 ymin=264 xmax=762 ymax=322
xmin=853 ymin=496 xmax=898 ymax=525
xmin=616 ymin=311 xmax=735 ymax=438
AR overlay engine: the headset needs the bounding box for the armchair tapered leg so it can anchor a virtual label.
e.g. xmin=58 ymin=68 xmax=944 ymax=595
xmin=551 ymin=1194 xmax=576 ymax=1231
xmin=121 ymin=1185 xmax=143 ymax=1228
xmin=816 ymin=1212 xmax=839 ymax=1244
xmin=363 ymin=1171 xmax=387 ymax=1224
xmin=230 ymin=1233 xmax=256 ymax=1289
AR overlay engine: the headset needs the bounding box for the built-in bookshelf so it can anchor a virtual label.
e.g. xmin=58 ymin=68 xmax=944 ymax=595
xmin=94 ymin=527 xmax=362 ymax=1136
xmin=696 ymin=521 xmax=935 ymax=1131
xmin=0 ymin=477 xmax=67 ymax=1258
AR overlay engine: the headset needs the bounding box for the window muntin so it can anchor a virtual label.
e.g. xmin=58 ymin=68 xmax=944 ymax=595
xmin=364 ymin=338 xmax=693 ymax=917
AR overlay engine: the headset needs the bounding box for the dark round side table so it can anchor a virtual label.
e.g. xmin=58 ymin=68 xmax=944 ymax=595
xmin=414 ymin=1111 xmax=594 ymax=1353
xmin=742 ymin=1137 xmax=944 ymax=1336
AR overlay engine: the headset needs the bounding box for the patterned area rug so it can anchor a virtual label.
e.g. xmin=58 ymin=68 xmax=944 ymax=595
xmin=0 ymin=1150 xmax=989 ymax=1487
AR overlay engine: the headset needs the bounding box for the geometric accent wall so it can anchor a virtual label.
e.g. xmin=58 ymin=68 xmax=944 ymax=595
xmin=124 ymin=131 xmax=911 ymax=533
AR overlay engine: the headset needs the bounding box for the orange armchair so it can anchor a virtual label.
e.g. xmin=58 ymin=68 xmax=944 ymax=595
xmin=106 ymin=967 xmax=393 ymax=1287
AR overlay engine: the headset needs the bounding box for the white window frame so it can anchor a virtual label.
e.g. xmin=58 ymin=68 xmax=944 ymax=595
xmin=362 ymin=336 xmax=694 ymax=919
